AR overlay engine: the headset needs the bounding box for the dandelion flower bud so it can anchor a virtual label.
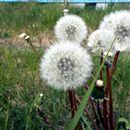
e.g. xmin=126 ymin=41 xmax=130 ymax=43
xmin=99 ymin=10 xmax=130 ymax=52
xmin=19 ymin=33 xmax=27 ymax=38
xmin=25 ymin=35 xmax=30 ymax=40
xmin=40 ymin=41 xmax=92 ymax=91
xmin=39 ymin=93 xmax=43 ymax=97
xmin=54 ymin=15 xmax=88 ymax=43
xmin=96 ymin=80 xmax=104 ymax=87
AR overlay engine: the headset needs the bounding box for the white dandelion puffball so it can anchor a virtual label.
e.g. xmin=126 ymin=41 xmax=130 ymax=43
xmin=40 ymin=41 xmax=92 ymax=91
xmin=99 ymin=10 xmax=130 ymax=52
xmin=87 ymin=29 xmax=115 ymax=53
xmin=54 ymin=15 xmax=88 ymax=43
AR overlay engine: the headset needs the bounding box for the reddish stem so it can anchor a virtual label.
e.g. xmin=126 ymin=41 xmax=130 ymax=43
xmin=110 ymin=51 xmax=120 ymax=79
xmin=110 ymin=51 xmax=120 ymax=129
xmin=104 ymin=51 xmax=120 ymax=130
xmin=105 ymin=66 xmax=114 ymax=130
xmin=103 ymin=67 xmax=111 ymax=130
xmin=103 ymin=100 xmax=109 ymax=130
xmin=68 ymin=90 xmax=77 ymax=118
xmin=97 ymin=103 xmax=104 ymax=128
xmin=90 ymin=99 xmax=100 ymax=129
xmin=108 ymin=77 xmax=114 ymax=130
xmin=105 ymin=67 xmax=111 ymax=97
xmin=69 ymin=91 xmax=83 ymax=130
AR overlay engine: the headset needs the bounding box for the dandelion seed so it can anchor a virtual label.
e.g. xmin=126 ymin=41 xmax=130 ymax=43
xmin=40 ymin=41 xmax=92 ymax=91
xmin=54 ymin=15 xmax=88 ymax=43
xmin=99 ymin=10 xmax=130 ymax=52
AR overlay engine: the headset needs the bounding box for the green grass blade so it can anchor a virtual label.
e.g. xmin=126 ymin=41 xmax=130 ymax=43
xmin=81 ymin=116 xmax=91 ymax=130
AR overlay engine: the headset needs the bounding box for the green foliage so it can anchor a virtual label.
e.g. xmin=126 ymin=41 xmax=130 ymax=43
xmin=0 ymin=3 xmax=129 ymax=38
xmin=0 ymin=3 xmax=130 ymax=129
xmin=0 ymin=46 xmax=70 ymax=129
xmin=0 ymin=3 xmax=63 ymax=38
xmin=116 ymin=117 xmax=130 ymax=130
xmin=0 ymin=45 xmax=129 ymax=129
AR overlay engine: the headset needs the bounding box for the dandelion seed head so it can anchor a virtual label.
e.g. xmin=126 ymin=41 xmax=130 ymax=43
xmin=87 ymin=29 xmax=115 ymax=53
xmin=54 ymin=15 xmax=88 ymax=43
xmin=40 ymin=41 xmax=92 ymax=91
xmin=99 ymin=11 xmax=130 ymax=52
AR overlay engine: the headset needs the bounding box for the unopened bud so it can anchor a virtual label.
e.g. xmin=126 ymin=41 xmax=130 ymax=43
xmin=19 ymin=33 xmax=27 ymax=38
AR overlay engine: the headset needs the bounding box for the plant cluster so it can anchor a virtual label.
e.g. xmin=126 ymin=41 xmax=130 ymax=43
xmin=19 ymin=8 xmax=130 ymax=130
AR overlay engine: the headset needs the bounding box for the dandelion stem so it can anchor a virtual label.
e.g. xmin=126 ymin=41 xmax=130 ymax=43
xmin=26 ymin=39 xmax=40 ymax=59
xmin=104 ymin=51 xmax=120 ymax=130
xmin=110 ymin=51 xmax=120 ymax=79
xmin=105 ymin=66 xmax=114 ymax=130
xmin=100 ymin=50 xmax=103 ymax=80
xmin=103 ymin=99 xmax=109 ymax=130
xmin=103 ymin=66 xmax=110 ymax=130
xmin=90 ymin=98 xmax=100 ymax=129
xmin=109 ymin=51 xmax=120 ymax=130
xmin=68 ymin=90 xmax=77 ymax=118
xmin=108 ymin=78 xmax=114 ymax=130
xmin=64 ymin=0 xmax=68 ymax=9
xmin=97 ymin=103 xmax=104 ymax=129
xmin=68 ymin=90 xmax=81 ymax=130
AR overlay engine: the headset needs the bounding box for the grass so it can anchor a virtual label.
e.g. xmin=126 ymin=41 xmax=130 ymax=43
xmin=0 ymin=45 xmax=70 ymax=130
xmin=0 ymin=3 xmax=129 ymax=38
xmin=0 ymin=3 xmax=130 ymax=130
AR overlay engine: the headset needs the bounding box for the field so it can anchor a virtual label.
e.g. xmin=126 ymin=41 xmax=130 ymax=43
xmin=0 ymin=3 xmax=130 ymax=130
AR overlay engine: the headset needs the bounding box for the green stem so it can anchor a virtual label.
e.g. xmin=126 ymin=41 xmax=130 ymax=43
xmin=25 ymin=94 xmax=43 ymax=130
xmin=64 ymin=0 xmax=68 ymax=9
xmin=100 ymin=50 xmax=103 ymax=80
xmin=4 ymin=102 xmax=10 ymax=130
xmin=27 ymin=39 xmax=40 ymax=59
